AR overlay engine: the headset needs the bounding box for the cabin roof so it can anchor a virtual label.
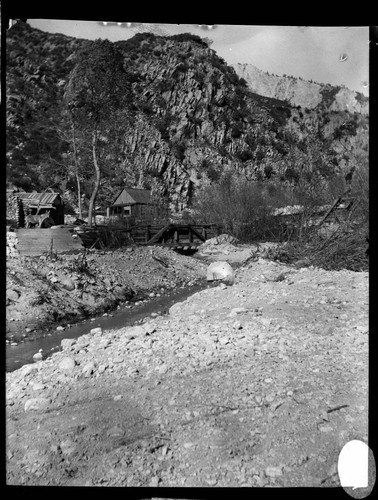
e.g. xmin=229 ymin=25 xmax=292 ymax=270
xmin=112 ymin=188 xmax=153 ymax=206
xmin=16 ymin=192 xmax=62 ymax=207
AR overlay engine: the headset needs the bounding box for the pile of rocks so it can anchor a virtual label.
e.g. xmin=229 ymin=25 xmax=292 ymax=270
xmin=6 ymin=231 xmax=19 ymax=258
xmin=5 ymin=258 xmax=369 ymax=487
xmin=198 ymin=234 xmax=240 ymax=256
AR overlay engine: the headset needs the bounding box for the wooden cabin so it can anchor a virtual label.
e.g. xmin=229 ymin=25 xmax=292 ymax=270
xmin=107 ymin=188 xmax=158 ymax=220
xmin=16 ymin=191 xmax=65 ymax=227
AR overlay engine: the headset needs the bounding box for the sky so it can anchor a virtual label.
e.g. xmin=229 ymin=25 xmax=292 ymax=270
xmin=27 ymin=20 xmax=370 ymax=96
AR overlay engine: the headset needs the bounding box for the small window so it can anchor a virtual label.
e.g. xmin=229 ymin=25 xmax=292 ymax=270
xmin=124 ymin=206 xmax=131 ymax=215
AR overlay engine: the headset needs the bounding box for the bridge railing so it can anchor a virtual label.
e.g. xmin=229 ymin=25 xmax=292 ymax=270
xmin=75 ymin=223 xmax=223 ymax=249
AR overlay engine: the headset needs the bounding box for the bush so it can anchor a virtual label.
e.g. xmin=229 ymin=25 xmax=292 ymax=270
xmin=191 ymin=176 xmax=293 ymax=241
xmin=169 ymin=33 xmax=208 ymax=47
xmin=170 ymin=140 xmax=186 ymax=160
xmin=270 ymin=221 xmax=368 ymax=271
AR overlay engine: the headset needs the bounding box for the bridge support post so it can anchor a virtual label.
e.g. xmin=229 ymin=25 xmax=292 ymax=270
xmin=145 ymin=225 xmax=150 ymax=243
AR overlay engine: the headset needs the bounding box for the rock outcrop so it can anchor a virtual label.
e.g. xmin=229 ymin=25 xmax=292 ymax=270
xmin=6 ymin=23 xmax=369 ymax=214
xmin=232 ymin=63 xmax=369 ymax=114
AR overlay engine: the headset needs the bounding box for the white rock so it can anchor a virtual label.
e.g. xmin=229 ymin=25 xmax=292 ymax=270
xmin=58 ymin=356 xmax=76 ymax=372
xmin=60 ymin=439 xmax=76 ymax=456
xmin=56 ymin=325 xmax=65 ymax=331
xmin=143 ymin=322 xmax=156 ymax=335
xmin=206 ymin=261 xmax=234 ymax=282
xmin=61 ymin=338 xmax=76 ymax=350
xmin=126 ymin=325 xmax=146 ymax=338
xmin=19 ymin=364 xmax=39 ymax=378
xmin=33 ymin=351 xmax=43 ymax=362
xmin=90 ymin=327 xmax=103 ymax=335
xmin=24 ymin=397 xmax=50 ymax=412
xmin=265 ymin=466 xmax=283 ymax=477
xmin=82 ymin=362 xmax=96 ymax=377
xmin=356 ymin=325 xmax=368 ymax=334
xmin=228 ymin=307 xmax=249 ymax=317
xmin=260 ymin=318 xmax=272 ymax=327
xmin=61 ymin=278 xmax=75 ymax=291
xmin=31 ymin=381 xmax=46 ymax=391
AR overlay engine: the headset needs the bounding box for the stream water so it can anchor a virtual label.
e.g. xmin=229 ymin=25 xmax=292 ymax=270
xmin=6 ymin=280 xmax=215 ymax=373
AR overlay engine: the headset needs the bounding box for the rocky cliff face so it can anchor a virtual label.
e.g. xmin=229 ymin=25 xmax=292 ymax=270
xmin=6 ymin=23 xmax=369 ymax=213
xmin=232 ymin=63 xmax=369 ymax=115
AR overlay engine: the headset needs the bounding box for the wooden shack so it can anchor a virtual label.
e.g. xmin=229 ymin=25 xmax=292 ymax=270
xmin=107 ymin=188 xmax=158 ymax=220
xmin=16 ymin=191 xmax=65 ymax=226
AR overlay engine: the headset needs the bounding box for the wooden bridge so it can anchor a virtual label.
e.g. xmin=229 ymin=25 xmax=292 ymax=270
xmin=76 ymin=223 xmax=222 ymax=250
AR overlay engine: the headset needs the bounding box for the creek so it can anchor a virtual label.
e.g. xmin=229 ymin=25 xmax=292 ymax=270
xmin=6 ymin=279 xmax=216 ymax=373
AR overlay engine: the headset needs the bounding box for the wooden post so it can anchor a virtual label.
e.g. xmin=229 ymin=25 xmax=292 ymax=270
xmin=145 ymin=225 xmax=150 ymax=243
xmin=188 ymin=226 xmax=193 ymax=243
xmin=16 ymin=197 xmax=25 ymax=228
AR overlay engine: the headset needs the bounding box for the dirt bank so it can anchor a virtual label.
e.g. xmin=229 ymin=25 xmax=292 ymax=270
xmin=6 ymin=256 xmax=369 ymax=488
xmin=6 ymin=245 xmax=208 ymax=343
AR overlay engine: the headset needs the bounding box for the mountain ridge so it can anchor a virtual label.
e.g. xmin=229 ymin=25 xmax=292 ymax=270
xmin=6 ymin=22 xmax=369 ymax=213
xmin=232 ymin=62 xmax=369 ymax=115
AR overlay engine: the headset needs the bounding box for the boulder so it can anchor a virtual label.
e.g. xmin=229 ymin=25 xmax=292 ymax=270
xmin=82 ymin=362 xmax=96 ymax=377
xmin=206 ymin=261 xmax=234 ymax=282
xmin=33 ymin=350 xmax=43 ymax=362
xmin=90 ymin=327 xmax=103 ymax=335
xmin=60 ymin=278 xmax=75 ymax=291
xmin=126 ymin=325 xmax=146 ymax=339
xmin=7 ymin=289 xmax=20 ymax=301
xmin=143 ymin=322 xmax=156 ymax=335
xmin=58 ymin=356 xmax=76 ymax=372
xmin=61 ymin=338 xmax=77 ymax=350
xmin=19 ymin=363 xmax=39 ymax=379
xmin=31 ymin=381 xmax=46 ymax=391
xmin=24 ymin=397 xmax=51 ymax=412
xmin=59 ymin=438 xmax=76 ymax=456
xmin=265 ymin=466 xmax=283 ymax=477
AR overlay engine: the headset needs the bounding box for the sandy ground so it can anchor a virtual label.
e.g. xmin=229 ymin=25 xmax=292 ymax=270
xmin=6 ymin=242 xmax=369 ymax=488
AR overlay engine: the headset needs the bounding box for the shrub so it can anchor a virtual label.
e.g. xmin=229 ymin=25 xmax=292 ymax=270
xmin=139 ymin=100 xmax=154 ymax=115
xmin=191 ymin=177 xmax=291 ymax=241
xmin=170 ymin=140 xmax=186 ymax=160
xmin=231 ymin=123 xmax=243 ymax=138
xmin=236 ymin=149 xmax=253 ymax=162
xmin=270 ymin=221 xmax=368 ymax=271
xmin=169 ymin=33 xmax=208 ymax=47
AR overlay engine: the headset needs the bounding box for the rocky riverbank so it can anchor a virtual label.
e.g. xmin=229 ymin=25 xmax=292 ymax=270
xmin=6 ymin=255 xmax=369 ymax=488
xmin=6 ymin=245 xmax=208 ymax=343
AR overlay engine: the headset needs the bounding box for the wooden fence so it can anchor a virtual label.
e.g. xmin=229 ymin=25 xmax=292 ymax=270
xmin=16 ymin=228 xmax=84 ymax=257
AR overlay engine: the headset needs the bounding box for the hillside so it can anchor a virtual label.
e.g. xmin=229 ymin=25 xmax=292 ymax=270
xmin=6 ymin=22 xmax=369 ymax=214
xmin=232 ymin=63 xmax=369 ymax=114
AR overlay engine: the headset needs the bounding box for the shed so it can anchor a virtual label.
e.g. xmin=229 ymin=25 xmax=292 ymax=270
xmin=107 ymin=188 xmax=157 ymax=220
xmin=16 ymin=191 xmax=65 ymax=226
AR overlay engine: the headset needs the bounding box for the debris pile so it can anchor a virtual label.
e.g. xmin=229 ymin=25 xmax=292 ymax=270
xmin=6 ymin=259 xmax=368 ymax=487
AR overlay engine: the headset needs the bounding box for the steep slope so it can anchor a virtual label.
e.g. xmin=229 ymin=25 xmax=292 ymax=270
xmin=232 ymin=63 xmax=369 ymax=114
xmin=6 ymin=22 xmax=369 ymax=213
